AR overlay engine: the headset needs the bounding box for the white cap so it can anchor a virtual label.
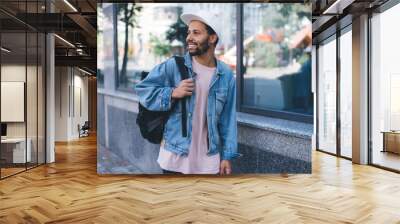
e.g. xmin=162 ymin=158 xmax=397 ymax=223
xmin=180 ymin=11 xmax=222 ymax=43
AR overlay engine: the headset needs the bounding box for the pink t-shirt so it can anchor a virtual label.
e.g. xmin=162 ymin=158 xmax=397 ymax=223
xmin=157 ymin=57 xmax=220 ymax=174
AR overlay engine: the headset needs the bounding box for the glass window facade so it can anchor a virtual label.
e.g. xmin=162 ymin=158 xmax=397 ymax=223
xmin=98 ymin=3 xmax=312 ymax=123
xmin=98 ymin=3 xmax=115 ymax=89
xmin=315 ymin=27 xmax=353 ymax=158
xmin=242 ymin=4 xmax=312 ymax=117
xmin=114 ymin=3 xmax=237 ymax=94
xmin=317 ymin=36 xmax=337 ymax=155
xmin=314 ymin=1 xmax=400 ymax=172
xmin=371 ymin=3 xmax=400 ymax=171
xmin=97 ymin=4 xmax=107 ymax=88
xmin=339 ymin=28 xmax=352 ymax=159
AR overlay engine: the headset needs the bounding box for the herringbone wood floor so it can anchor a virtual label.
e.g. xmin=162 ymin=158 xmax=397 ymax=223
xmin=1 ymin=135 xmax=400 ymax=224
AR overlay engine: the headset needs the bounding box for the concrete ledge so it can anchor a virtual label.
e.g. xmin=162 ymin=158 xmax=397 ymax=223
xmin=236 ymin=112 xmax=312 ymax=173
xmin=237 ymin=112 xmax=313 ymax=140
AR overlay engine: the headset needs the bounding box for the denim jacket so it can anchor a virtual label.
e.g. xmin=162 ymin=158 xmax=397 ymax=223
xmin=135 ymin=53 xmax=240 ymax=160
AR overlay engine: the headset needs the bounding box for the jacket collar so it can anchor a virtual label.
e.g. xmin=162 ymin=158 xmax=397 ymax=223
xmin=183 ymin=52 xmax=223 ymax=76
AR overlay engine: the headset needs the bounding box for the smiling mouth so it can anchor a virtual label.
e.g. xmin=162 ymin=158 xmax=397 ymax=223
xmin=187 ymin=45 xmax=197 ymax=51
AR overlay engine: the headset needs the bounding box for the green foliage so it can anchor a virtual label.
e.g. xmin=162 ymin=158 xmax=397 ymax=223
xmin=248 ymin=41 xmax=280 ymax=68
xmin=149 ymin=34 xmax=171 ymax=58
xmin=252 ymin=3 xmax=311 ymax=67
xmin=262 ymin=43 xmax=279 ymax=67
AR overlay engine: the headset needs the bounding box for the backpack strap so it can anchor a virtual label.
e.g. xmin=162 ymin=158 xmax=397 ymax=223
xmin=174 ymin=56 xmax=188 ymax=138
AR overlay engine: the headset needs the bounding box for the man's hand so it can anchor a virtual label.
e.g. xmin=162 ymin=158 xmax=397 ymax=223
xmin=172 ymin=78 xmax=194 ymax=99
xmin=219 ymin=160 xmax=232 ymax=175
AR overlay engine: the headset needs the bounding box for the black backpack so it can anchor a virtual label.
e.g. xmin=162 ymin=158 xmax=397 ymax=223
xmin=136 ymin=56 xmax=188 ymax=144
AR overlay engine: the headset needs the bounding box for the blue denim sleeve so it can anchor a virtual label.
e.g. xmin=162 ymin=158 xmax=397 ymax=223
xmin=218 ymin=76 xmax=241 ymax=161
xmin=135 ymin=60 xmax=174 ymax=111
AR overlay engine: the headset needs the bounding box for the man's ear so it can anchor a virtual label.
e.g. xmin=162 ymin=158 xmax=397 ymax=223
xmin=209 ymin=34 xmax=218 ymax=45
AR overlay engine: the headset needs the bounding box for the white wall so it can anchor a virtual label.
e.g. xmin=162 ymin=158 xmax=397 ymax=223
xmin=72 ymin=72 xmax=89 ymax=137
xmin=55 ymin=66 xmax=69 ymax=141
xmin=1 ymin=65 xmax=25 ymax=133
xmin=1 ymin=65 xmax=38 ymax=138
xmin=55 ymin=67 xmax=89 ymax=141
xmin=1 ymin=63 xmax=46 ymax=164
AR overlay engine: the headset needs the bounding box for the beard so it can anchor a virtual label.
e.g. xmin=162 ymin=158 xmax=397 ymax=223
xmin=187 ymin=38 xmax=210 ymax=56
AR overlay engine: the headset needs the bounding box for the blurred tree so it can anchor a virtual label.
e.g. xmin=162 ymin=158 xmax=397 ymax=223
xmin=117 ymin=3 xmax=142 ymax=84
xmin=165 ymin=7 xmax=187 ymax=46
xmin=257 ymin=3 xmax=311 ymax=67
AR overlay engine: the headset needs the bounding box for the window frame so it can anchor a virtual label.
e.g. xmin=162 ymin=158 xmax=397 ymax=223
xmin=314 ymin=16 xmax=353 ymax=160
xmin=237 ymin=3 xmax=313 ymax=123
xmin=111 ymin=3 xmax=314 ymax=123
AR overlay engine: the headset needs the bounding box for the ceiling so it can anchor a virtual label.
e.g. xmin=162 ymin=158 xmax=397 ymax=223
xmin=312 ymin=0 xmax=389 ymax=43
xmin=0 ymin=0 xmax=97 ymax=74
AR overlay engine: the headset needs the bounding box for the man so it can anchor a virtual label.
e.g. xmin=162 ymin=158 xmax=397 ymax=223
xmin=135 ymin=11 xmax=240 ymax=175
